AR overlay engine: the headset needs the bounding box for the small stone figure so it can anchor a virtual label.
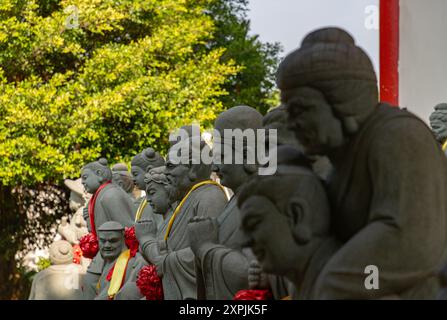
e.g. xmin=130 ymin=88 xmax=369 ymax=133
xmin=94 ymin=222 xmax=147 ymax=300
xmin=29 ymin=240 xmax=84 ymax=300
xmin=135 ymin=137 xmax=227 ymax=300
xmin=278 ymin=27 xmax=447 ymax=299
xmin=429 ymin=103 xmax=447 ymax=153
xmin=130 ymin=148 xmax=165 ymax=225
xmin=187 ymin=105 xmax=262 ymax=300
xmin=238 ymin=145 xmax=338 ymax=299
xmin=112 ymin=163 xmax=135 ymax=197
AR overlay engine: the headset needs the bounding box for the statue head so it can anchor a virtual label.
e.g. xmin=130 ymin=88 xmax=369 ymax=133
xmin=237 ymin=145 xmax=330 ymax=275
xmin=49 ymin=240 xmax=73 ymax=265
xmin=277 ymin=27 xmax=378 ymax=156
xmin=97 ymin=221 xmax=125 ymax=262
xmin=131 ymin=148 xmax=165 ymax=191
xmin=430 ymin=103 xmax=447 ymax=143
xmin=112 ymin=163 xmax=135 ymax=194
xmin=263 ymin=105 xmax=302 ymax=149
xmin=165 ymin=136 xmax=212 ymax=201
xmin=144 ymin=166 xmax=171 ymax=216
xmin=169 ymin=124 xmax=201 ymax=147
xmin=81 ymin=158 xmax=112 ymax=194
xmin=64 ymin=178 xmax=86 ymax=212
xmin=212 ymin=105 xmax=263 ymax=192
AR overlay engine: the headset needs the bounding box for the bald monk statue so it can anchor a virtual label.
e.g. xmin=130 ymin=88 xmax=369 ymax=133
xmin=80 ymin=158 xmax=135 ymax=299
xmin=94 ymin=222 xmax=148 ymax=300
xmin=130 ymin=148 xmax=165 ymax=227
xmin=430 ymin=103 xmax=447 ymax=154
xmin=29 ymin=240 xmax=84 ymax=300
xmin=112 ymin=163 xmax=135 ymax=197
xmin=135 ymin=136 xmax=228 ymax=300
xmin=186 ymin=105 xmax=262 ymax=300
xmin=237 ymin=145 xmax=338 ymax=299
xmin=278 ymin=27 xmax=447 ymax=299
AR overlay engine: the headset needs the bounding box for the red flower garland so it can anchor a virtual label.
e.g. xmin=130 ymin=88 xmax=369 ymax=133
xmin=124 ymin=226 xmax=139 ymax=258
xmin=233 ymin=289 xmax=273 ymax=300
xmin=136 ymin=265 xmax=164 ymax=300
xmin=79 ymin=232 xmax=99 ymax=259
xmin=72 ymin=244 xmax=82 ymax=264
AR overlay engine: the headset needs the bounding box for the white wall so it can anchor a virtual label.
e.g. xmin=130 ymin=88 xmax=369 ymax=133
xmin=399 ymin=0 xmax=447 ymax=122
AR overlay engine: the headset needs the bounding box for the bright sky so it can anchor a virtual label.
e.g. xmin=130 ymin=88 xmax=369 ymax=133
xmin=247 ymin=0 xmax=379 ymax=73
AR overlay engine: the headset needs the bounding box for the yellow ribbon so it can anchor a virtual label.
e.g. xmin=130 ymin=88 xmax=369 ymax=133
xmin=443 ymin=140 xmax=447 ymax=152
xmin=164 ymin=180 xmax=225 ymax=241
xmin=135 ymin=198 xmax=147 ymax=222
xmin=107 ymin=249 xmax=131 ymax=300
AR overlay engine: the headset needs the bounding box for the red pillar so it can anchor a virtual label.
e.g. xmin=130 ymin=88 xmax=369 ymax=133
xmin=380 ymin=0 xmax=400 ymax=106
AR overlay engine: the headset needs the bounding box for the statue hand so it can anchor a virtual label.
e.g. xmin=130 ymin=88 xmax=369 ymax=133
xmin=135 ymin=219 xmax=157 ymax=242
xmin=187 ymin=217 xmax=218 ymax=252
xmin=248 ymin=260 xmax=269 ymax=289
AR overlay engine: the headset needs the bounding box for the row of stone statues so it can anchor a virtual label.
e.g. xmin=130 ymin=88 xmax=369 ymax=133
xmin=30 ymin=27 xmax=447 ymax=300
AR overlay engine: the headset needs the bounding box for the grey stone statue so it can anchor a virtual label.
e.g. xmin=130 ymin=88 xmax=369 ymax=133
xmin=130 ymin=148 xmax=165 ymax=226
xmin=144 ymin=166 xmax=174 ymax=220
xmin=112 ymin=163 xmax=135 ymax=197
xmin=29 ymin=240 xmax=84 ymax=300
xmin=238 ymin=145 xmax=338 ymax=299
xmin=430 ymin=103 xmax=447 ymax=153
xmin=186 ymin=105 xmax=262 ymax=300
xmin=135 ymin=136 xmax=228 ymax=300
xmin=277 ymin=27 xmax=447 ymax=299
xmin=94 ymin=222 xmax=147 ymax=300
xmin=80 ymin=158 xmax=135 ymax=299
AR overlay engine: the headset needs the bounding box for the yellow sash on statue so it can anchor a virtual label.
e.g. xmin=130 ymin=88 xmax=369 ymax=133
xmin=107 ymin=249 xmax=131 ymax=300
xmin=164 ymin=180 xmax=225 ymax=241
xmin=135 ymin=198 xmax=147 ymax=222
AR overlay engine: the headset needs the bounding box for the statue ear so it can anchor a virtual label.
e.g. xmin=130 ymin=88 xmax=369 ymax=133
xmin=95 ymin=169 xmax=106 ymax=182
xmin=243 ymin=146 xmax=257 ymax=175
xmin=287 ymin=198 xmax=312 ymax=245
xmin=343 ymin=116 xmax=359 ymax=134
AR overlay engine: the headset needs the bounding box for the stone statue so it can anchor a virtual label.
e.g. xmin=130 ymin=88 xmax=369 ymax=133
xmin=130 ymin=148 xmax=165 ymax=226
xmin=237 ymin=145 xmax=338 ymax=299
xmin=277 ymin=27 xmax=447 ymax=299
xmin=429 ymin=103 xmax=447 ymax=153
xmin=29 ymin=240 xmax=84 ymax=300
xmin=94 ymin=222 xmax=147 ymax=300
xmin=144 ymin=166 xmax=174 ymax=220
xmin=112 ymin=163 xmax=135 ymax=197
xmin=80 ymin=158 xmax=135 ymax=299
xmin=59 ymin=178 xmax=89 ymax=244
xmin=186 ymin=105 xmax=262 ymax=300
xmin=135 ymin=136 xmax=228 ymax=300
xmin=263 ymin=105 xmax=332 ymax=180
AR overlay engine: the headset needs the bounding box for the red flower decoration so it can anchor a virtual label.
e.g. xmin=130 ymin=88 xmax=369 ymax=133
xmin=233 ymin=289 xmax=273 ymax=300
xmin=79 ymin=232 xmax=99 ymax=259
xmin=136 ymin=265 xmax=164 ymax=300
xmin=125 ymin=226 xmax=139 ymax=258
xmin=72 ymin=244 xmax=82 ymax=264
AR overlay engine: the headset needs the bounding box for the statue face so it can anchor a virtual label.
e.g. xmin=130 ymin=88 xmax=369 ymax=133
xmin=240 ymin=195 xmax=298 ymax=275
xmin=165 ymin=161 xmax=193 ymax=200
xmin=98 ymin=230 xmax=125 ymax=262
xmin=283 ymin=89 xmax=344 ymax=155
xmin=81 ymin=169 xmax=103 ymax=194
xmin=131 ymin=166 xmax=147 ymax=191
xmin=213 ymin=162 xmax=247 ymax=192
xmin=146 ymin=182 xmax=170 ymax=215
xmin=430 ymin=112 xmax=447 ymax=143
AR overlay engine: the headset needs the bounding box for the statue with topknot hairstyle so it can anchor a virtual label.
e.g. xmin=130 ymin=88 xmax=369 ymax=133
xmin=112 ymin=163 xmax=135 ymax=196
xmin=130 ymin=147 xmax=165 ymax=227
xmin=80 ymin=157 xmax=136 ymax=300
xmin=279 ymin=27 xmax=447 ymax=299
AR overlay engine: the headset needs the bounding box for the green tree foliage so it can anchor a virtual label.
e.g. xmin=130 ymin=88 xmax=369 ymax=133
xmin=207 ymin=0 xmax=282 ymax=114
xmin=0 ymin=0 xmax=241 ymax=186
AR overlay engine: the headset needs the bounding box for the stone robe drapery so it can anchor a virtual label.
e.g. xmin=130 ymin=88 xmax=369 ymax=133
xmin=315 ymin=104 xmax=447 ymax=299
xmin=194 ymin=196 xmax=255 ymax=300
xmin=140 ymin=184 xmax=227 ymax=300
